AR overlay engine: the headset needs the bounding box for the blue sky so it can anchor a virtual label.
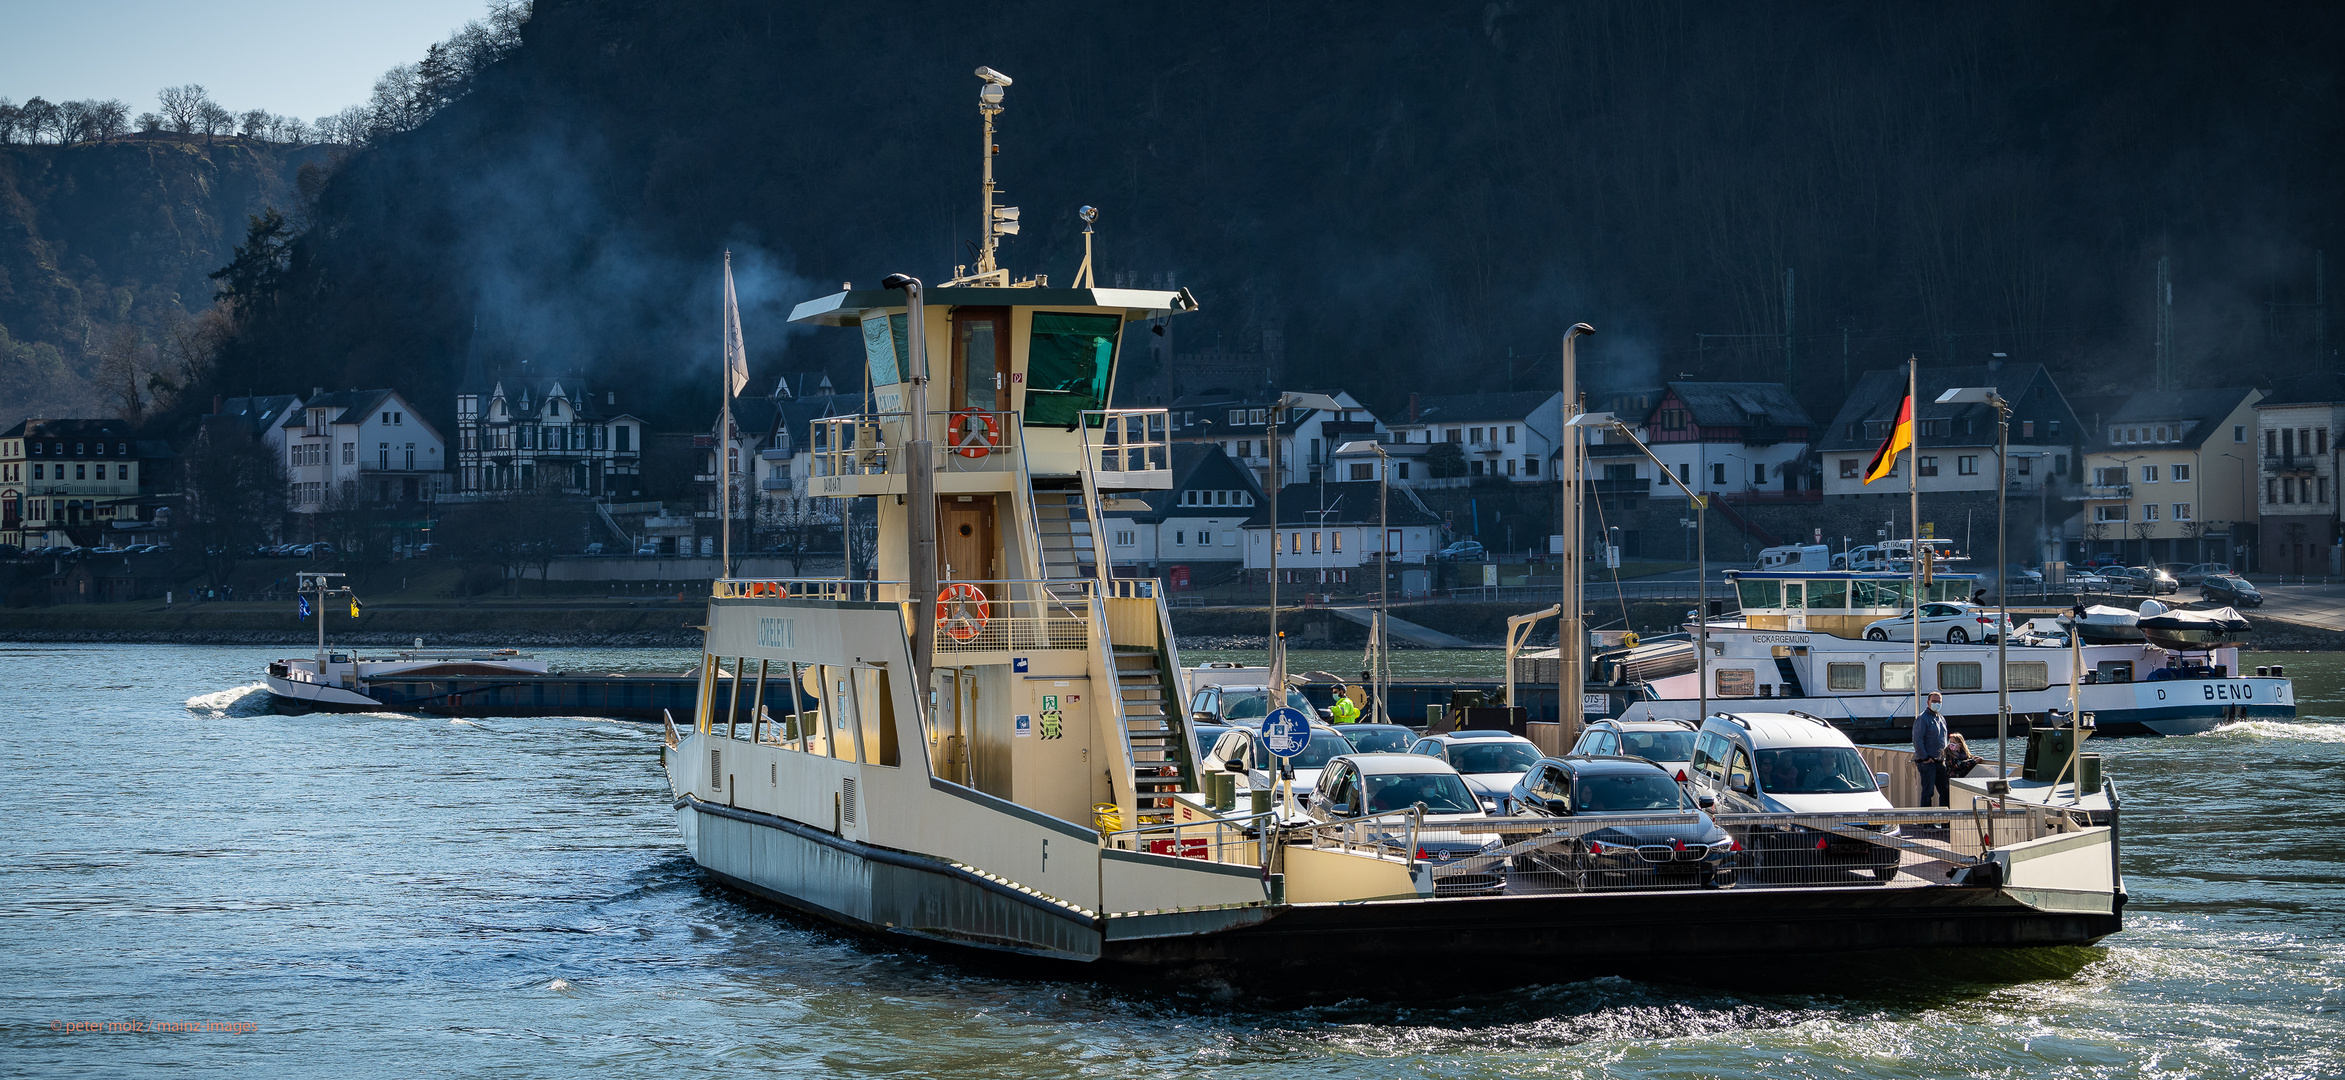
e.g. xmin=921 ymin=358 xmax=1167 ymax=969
xmin=0 ymin=0 xmax=502 ymax=123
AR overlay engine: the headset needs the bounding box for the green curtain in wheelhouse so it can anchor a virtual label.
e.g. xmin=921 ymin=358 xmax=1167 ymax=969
xmin=1023 ymin=313 xmax=1121 ymax=426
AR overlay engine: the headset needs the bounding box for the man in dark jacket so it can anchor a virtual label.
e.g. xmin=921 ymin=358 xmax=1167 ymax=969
xmin=1912 ymin=691 xmax=1950 ymax=807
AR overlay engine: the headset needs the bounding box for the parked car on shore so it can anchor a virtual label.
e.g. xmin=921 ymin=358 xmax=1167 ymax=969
xmin=2169 ymin=562 xmax=2233 ymax=587
xmin=1434 ymin=540 xmax=1488 ymax=562
xmin=2106 ymin=565 xmax=2179 ymax=595
xmin=2200 ymin=573 xmax=2263 ymax=608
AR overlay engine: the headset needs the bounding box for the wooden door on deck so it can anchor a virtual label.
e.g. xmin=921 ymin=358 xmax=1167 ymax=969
xmin=939 ymin=496 xmax=997 ymax=581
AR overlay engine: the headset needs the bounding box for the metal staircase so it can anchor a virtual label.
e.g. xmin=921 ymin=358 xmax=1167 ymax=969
xmin=1114 ymin=648 xmax=1185 ymax=814
xmin=1031 ymin=485 xmax=1098 ymax=581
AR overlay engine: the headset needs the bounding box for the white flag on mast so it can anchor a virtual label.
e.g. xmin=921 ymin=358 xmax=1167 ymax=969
xmin=721 ymin=251 xmax=749 ymax=399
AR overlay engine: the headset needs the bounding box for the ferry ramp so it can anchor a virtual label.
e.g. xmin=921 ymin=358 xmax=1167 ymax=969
xmin=1326 ymin=605 xmax=1481 ymax=649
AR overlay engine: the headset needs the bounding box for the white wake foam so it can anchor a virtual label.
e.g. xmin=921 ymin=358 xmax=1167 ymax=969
xmin=2200 ymin=719 xmax=2345 ymax=743
xmin=185 ymin=682 xmax=275 ymax=719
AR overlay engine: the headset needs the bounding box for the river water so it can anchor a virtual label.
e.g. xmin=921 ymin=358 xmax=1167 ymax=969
xmin=3 ymin=644 xmax=2339 ymax=1078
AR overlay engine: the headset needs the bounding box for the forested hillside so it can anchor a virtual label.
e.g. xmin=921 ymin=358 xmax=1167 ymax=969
xmin=74 ymin=1 xmax=2345 ymax=435
xmin=0 ymin=135 xmax=333 ymax=419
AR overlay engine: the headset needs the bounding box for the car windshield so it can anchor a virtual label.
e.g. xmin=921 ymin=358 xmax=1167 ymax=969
xmin=1363 ymin=772 xmax=1481 ymax=814
xmin=1449 ymin=742 xmax=1542 ymax=774
xmin=1343 ymin=727 xmax=1415 ymax=753
xmin=1281 ymin=732 xmax=1347 ymax=768
xmin=1221 ymin=690 xmax=1316 ymax=720
xmin=1617 ymin=730 xmax=1698 ymax=762
xmin=1756 ymin=747 xmax=1877 ymax=794
xmin=1572 ymin=772 xmax=1686 ymax=812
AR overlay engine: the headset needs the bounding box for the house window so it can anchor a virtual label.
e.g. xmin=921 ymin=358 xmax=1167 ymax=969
xmin=1445 ymin=429 xmax=1462 ymax=442
xmin=1505 ymin=459 xmax=1517 ymax=476
xmin=2094 ymin=466 xmax=2126 ymax=486
xmin=1290 ymin=532 xmax=1302 ymax=554
xmin=1399 ymin=463 xmax=1412 ymax=479
xmin=1237 ymin=441 xmax=1252 ymax=458
xmin=2174 ymin=503 xmax=2192 ymax=521
xmin=1751 ymin=463 xmax=1765 ymax=485
xmin=1311 ymin=532 xmax=1322 ymax=554
xmin=1839 ymin=458 xmax=1859 ymax=479
xmin=2171 ymin=463 xmax=2190 ymax=481
xmin=1470 ymin=427 xmax=1482 ymax=443
xmin=2269 ymin=479 xmax=2280 ymax=503
xmin=1505 ymin=426 xmax=1516 ymax=443
xmin=1826 ymin=663 xmax=1866 ymax=691
xmin=2142 ymin=465 xmax=2158 ymax=483
xmin=1677 ymin=464 xmax=1691 ymax=485
xmin=2235 ymin=424 xmax=2246 ymax=442
xmin=1470 ymin=460 xmax=1484 ymax=476
xmin=1937 ymin=662 xmax=1984 ymax=691
xmin=1920 ymin=419 xmax=1949 ymax=437
xmin=1918 ymin=456 xmax=1938 ymax=477
xmin=2143 ymin=504 xmax=2159 ymax=521
xmin=1332 ymin=532 xmax=1344 ymax=553
xmin=2267 ymin=430 xmax=2277 ymax=455
xmin=1350 ymin=463 xmax=1373 ymax=480
xmin=2095 ymin=505 xmax=2128 ymax=522
xmin=1709 ymin=463 xmax=1725 ymax=485
xmin=1957 ymin=456 xmax=1978 ymax=475
xmin=1113 ymin=530 xmax=1135 ymax=547
xmin=2021 ymin=421 xmax=2034 ymax=438
xmin=1523 ymin=458 xmax=1537 ymax=476
xmin=2324 ymin=478 xmax=2332 ymax=504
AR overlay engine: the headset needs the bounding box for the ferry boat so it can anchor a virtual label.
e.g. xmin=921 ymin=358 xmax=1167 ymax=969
xmin=654 ymin=70 xmax=2122 ymax=972
xmin=1604 ymin=569 xmax=2292 ymax=739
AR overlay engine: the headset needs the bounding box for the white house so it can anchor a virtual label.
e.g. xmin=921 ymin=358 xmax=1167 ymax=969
xmin=1383 ymin=390 xmax=1563 ymax=484
xmin=278 ymin=388 xmax=447 ymax=512
xmin=1100 ymin=443 xmax=1262 ymax=586
xmin=1240 ymin=480 xmax=1446 ymax=584
xmin=1168 ymin=390 xmax=1385 ymax=489
xmin=1627 ymin=381 xmax=1817 ymax=499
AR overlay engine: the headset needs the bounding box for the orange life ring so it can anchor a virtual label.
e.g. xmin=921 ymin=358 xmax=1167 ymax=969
xmin=936 ymin=582 xmax=991 ymax=641
xmin=946 ymin=409 xmax=1000 ymax=458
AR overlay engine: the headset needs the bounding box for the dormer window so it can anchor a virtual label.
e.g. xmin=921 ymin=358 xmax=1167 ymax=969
xmin=551 ymin=401 xmax=561 ymax=417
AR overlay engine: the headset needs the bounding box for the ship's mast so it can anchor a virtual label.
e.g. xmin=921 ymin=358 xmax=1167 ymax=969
xmin=972 ymin=67 xmax=1015 ymax=285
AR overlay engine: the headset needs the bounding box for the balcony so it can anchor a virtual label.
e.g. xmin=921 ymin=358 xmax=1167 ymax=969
xmin=760 ymin=475 xmax=793 ymax=492
xmin=2266 ymin=454 xmax=2318 ymax=473
xmin=2067 ymin=484 xmax=2132 ymax=501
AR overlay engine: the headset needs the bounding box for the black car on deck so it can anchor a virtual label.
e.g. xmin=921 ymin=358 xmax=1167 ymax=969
xmin=1500 ymin=755 xmax=1742 ymax=890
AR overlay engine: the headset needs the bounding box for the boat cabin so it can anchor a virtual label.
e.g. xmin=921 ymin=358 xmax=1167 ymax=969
xmin=1729 ymin=569 xmax=1982 ymax=638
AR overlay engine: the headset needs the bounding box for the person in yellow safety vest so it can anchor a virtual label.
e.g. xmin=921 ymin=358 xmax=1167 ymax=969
xmin=1330 ymin=694 xmax=1360 ymax=724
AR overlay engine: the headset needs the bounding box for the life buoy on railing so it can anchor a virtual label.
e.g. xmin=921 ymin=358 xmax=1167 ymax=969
xmin=936 ymin=582 xmax=992 ymax=641
xmin=946 ymin=409 xmax=1000 ymax=458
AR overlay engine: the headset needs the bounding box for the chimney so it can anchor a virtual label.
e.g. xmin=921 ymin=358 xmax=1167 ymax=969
xmin=213 ymin=394 xmax=224 ymax=415
xmin=1408 ymin=392 xmax=1420 ymax=424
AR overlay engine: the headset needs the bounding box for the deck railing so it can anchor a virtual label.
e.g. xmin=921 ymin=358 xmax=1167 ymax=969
xmin=1078 ymin=409 xmax=1171 ymax=478
xmin=1420 ymin=804 xmax=2091 ymax=894
xmin=711 ymin=576 xmax=1104 ymax=653
xmin=808 ymin=411 xmax=1023 ymax=479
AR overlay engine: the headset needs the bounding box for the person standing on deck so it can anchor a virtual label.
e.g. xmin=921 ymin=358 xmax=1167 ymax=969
xmin=1330 ymin=692 xmax=1360 ymax=724
xmin=1913 ymin=691 xmax=1951 ymax=807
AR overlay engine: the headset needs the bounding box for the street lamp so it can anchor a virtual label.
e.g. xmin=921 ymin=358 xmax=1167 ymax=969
xmin=1935 ymin=385 xmax=2012 ymax=792
xmin=1568 ymin=410 xmax=1710 ymax=723
xmin=1336 ymin=438 xmax=1393 ymax=722
xmin=1266 ymin=391 xmax=1344 ymax=684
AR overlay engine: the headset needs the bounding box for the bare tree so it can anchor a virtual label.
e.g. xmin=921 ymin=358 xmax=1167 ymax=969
xmin=93 ymin=324 xmax=157 ymax=424
xmin=56 ymin=100 xmax=93 ymax=144
xmin=238 ymin=108 xmax=272 ymax=140
xmin=158 ymin=84 xmax=208 ymax=134
xmin=90 ymin=99 xmax=129 ymax=140
xmin=368 ymin=63 xmax=425 ymax=135
xmin=0 ymin=98 xmax=17 ymax=144
xmin=19 ymin=97 xmax=57 ymax=143
xmin=136 ymin=112 xmax=163 ymax=133
xmin=196 ymin=100 xmax=234 ymax=141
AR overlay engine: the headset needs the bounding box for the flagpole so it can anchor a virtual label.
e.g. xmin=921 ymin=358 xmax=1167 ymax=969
xmin=720 ymin=251 xmax=740 ymax=582
xmin=1908 ymin=357 xmax=1921 ymax=726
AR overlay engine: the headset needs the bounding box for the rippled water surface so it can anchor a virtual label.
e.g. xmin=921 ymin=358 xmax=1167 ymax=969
xmin=4 ymin=644 xmax=2341 ymax=1078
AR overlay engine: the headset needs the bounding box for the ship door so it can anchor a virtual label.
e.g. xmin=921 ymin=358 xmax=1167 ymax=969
xmin=939 ymin=495 xmax=997 ymax=581
xmin=951 ymin=307 xmax=1011 ymax=414
xmin=1783 ymin=581 xmax=1806 ymax=631
xmin=933 ymin=667 xmax=972 ymax=785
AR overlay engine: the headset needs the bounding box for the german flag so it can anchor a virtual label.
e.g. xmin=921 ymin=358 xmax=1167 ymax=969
xmin=1863 ymin=394 xmax=1913 ymax=485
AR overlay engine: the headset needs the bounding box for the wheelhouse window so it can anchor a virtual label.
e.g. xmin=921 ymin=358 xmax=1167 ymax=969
xmin=1737 ymin=579 xmax=1781 ymax=610
xmin=1025 ymin=312 xmax=1121 ymax=426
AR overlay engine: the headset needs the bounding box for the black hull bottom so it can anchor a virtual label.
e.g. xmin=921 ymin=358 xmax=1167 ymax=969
xmin=268 ymin=675 xmax=701 ymax=722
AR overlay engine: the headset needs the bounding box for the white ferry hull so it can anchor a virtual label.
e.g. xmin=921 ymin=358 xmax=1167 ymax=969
xmin=1617 ymin=674 xmax=2291 ymax=741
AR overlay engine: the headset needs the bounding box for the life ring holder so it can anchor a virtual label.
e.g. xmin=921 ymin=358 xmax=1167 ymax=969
xmin=936 ymin=582 xmax=991 ymax=642
xmin=946 ymin=409 xmax=1000 ymax=459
